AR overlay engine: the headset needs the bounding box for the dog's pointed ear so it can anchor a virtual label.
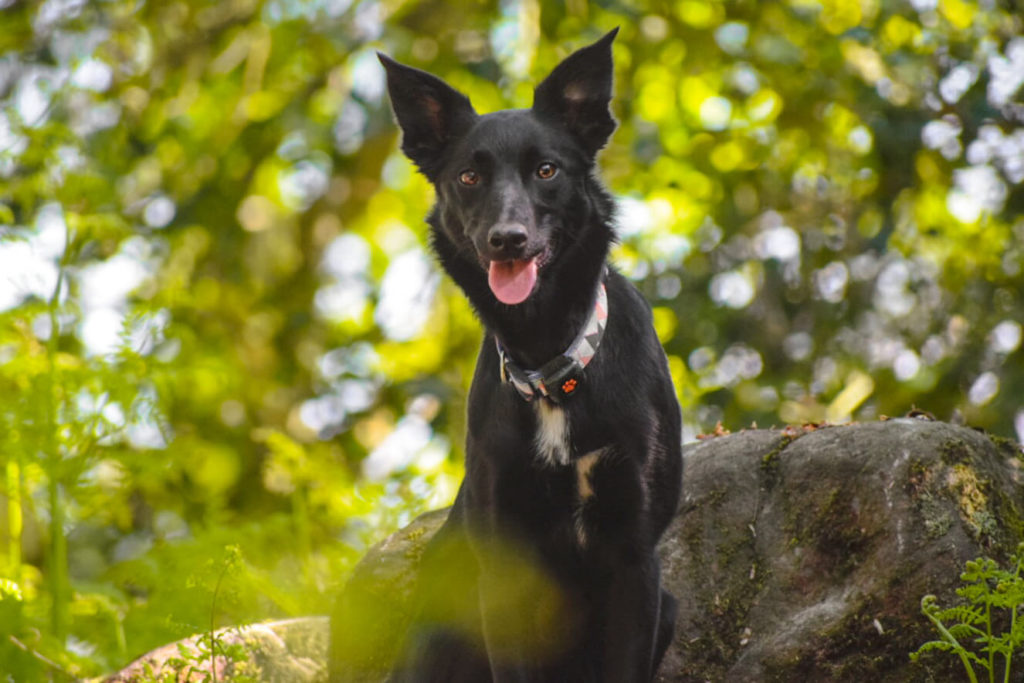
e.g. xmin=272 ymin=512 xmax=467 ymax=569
xmin=532 ymin=28 xmax=618 ymax=156
xmin=378 ymin=53 xmax=478 ymax=178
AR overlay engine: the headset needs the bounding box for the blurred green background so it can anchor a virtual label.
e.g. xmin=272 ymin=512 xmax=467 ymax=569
xmin=1 ymin=0 xmax=1022 ymax=677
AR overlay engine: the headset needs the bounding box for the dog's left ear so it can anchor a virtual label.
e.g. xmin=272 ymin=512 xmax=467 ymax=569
xmin=533 ymin=28 xmax=618 ymax=156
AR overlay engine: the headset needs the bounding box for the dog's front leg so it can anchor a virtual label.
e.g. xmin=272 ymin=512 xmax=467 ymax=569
xmin=598 ymin=552 xmax=665 ymax=681
xmin=580 ymin=441 xmax=675 ymax=682
xmin=477 ymin=567 xmax=538 ymax=683
xmin=466 ymin=462 xmax=574 ymax=682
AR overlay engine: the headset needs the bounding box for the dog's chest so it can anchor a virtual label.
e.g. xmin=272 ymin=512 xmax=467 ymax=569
xmin=533 ymin=401 xmax=609 ymax=547
xmin=532 ymin=400 xmax=572 ymax=467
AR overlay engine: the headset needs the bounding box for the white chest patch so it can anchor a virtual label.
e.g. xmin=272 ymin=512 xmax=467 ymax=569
xmin=533 ymin=400 xmax=571 ymax=467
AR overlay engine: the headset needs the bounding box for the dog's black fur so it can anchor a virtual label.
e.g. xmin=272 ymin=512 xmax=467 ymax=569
xmin=357 ymin=30 xmax=683 ymax=682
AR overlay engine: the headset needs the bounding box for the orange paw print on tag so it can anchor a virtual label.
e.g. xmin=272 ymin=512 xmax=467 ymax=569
xmin=561 ymin=378 xmax=578 ymax=394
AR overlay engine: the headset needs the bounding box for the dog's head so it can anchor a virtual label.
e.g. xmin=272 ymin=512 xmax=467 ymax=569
xmin=379 ymin=30 xmax=617 ymax=306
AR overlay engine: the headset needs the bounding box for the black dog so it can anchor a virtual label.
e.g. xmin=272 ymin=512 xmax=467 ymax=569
xmin=345 ymin=30 xmax=683 ymax=682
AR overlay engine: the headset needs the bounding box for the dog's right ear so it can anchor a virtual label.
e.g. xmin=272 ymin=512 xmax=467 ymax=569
xmin=378 ymin=54 xmax=478 ymax=178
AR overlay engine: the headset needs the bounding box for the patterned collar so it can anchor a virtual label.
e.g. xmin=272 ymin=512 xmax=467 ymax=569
xmin=495 ymin=271 xmax=609 ymax=404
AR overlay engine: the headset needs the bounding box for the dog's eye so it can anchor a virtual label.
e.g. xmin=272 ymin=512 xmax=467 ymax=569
xmin=536 ymin=162 xmax=558 ymax=180
xmin=458 ymin=170 xmax=480 ymax=186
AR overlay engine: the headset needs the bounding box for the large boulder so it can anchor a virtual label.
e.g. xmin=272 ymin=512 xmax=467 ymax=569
xmin=658 ymin=418 xmax=1023 ymax=681
xmin=331 ymin=419 xmax=1024 ymax=681
xmin=98 ymin=617 xmax=329 ymax=682
xmin=102 ymin=420 xmax=1024 ymax=681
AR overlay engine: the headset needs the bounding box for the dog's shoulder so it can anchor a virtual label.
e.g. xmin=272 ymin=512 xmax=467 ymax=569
xmin=605 ymin=268 xmax=654 ymax=323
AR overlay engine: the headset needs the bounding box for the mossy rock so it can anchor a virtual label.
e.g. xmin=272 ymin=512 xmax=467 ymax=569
xmin=98 ymin=617 xmax=329 ymax=682
xmin=105 ymin=421 xmax=1024 ymax=682
xmin=328 ymin=420 xmax=1023 ymax=681
xmin=658 ymin=419 xmax=1024 ymax=682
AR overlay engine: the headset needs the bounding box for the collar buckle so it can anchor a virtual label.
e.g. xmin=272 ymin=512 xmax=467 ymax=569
xmin=498 ymin=344 xmax=540 ymax=402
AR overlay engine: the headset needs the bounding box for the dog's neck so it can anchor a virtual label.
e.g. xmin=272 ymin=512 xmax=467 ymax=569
xmin=489 ymin=254 xmax=607 ymax=370
xmin=433 ymin=223 xmax=612 ymax=370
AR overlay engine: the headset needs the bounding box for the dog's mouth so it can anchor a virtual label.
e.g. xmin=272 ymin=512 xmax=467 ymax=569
xmin=486 ymin=248 xmax=550 ymax=305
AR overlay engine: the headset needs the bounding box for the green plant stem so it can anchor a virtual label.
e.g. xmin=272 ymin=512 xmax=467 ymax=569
xmin=45 ymin=264 xmax=68 ymax=642
xmin=292 ymin=486 xmax=311 ymax=585
xmin=986 ymin=597 xmax=994 ymax=683
xmin=114 ymin=611 xmax=127 ymax=661
xmin=209 ymin=554 xmax=232 ymax=683
xmin=5 ymin=459 xmax=21 ymax=579
xmin=923 ymin=608 xmax=979 ymax=683
xmin=1006 ymin=556 xmax=1023 ymax=683
xmin=47 ymin=480 xmax=67 ymax=640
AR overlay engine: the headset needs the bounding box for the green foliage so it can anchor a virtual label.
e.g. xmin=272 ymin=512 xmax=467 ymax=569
xmin=912 ymin=544 xmax=1024 ymax=682
xmin=0 ymin=0 xmax=1023 ymax=678
xmin=147 ymin=632 xmax=255 ymax=683
xmin=131 ymin=547 xmax=257 ymax=683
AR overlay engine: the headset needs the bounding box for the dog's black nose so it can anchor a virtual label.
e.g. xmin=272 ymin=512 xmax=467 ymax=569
xmin=488 ymin=224 xmax=528 ymax=253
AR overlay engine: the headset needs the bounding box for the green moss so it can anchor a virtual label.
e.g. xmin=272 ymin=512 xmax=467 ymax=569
xmin=762 ymin=590 xmax=959 ymax=682
xmin=986 ymin=433 xmax=1023 ymax=459
xmin=403 ymin=534 xmax=430 ymax=560
xmin=946 ymin=462 xmax=995 ymax=543
xmin=675 ymin=490 xmax=769 ymax=680
xmin=919 ymin=494 xmax=954 ymax=539
xmin=938 ymin=438 xmax=971 ymax=465
xmin=907 ymin=458 xmax=930 ymax=488
xmin=804 ymin=487 xmax=873 ymax=577
xmin=993 ymin=487 xmax=1024 ymax=549
xmin=909 ymin=457 xmax=999 ymax=542
xmin=760 ymin=435 xmax=795 ymax=488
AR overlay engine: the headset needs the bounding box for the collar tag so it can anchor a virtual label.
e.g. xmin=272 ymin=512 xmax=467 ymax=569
xmin=538 ymin=355 xmax=585 ymax=404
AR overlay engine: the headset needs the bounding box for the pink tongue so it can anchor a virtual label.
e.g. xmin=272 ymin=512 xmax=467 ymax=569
xmin=488 ymin=258 xmax=538 ymax=305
